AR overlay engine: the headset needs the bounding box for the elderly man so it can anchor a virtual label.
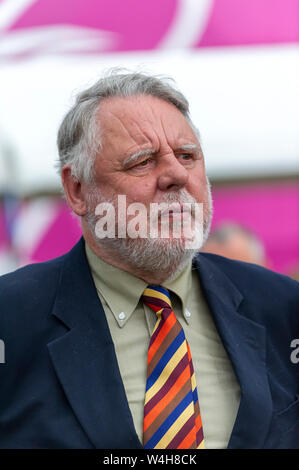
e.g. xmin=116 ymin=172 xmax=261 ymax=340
xmin=0 ymin=71 xmax=298 ymax=449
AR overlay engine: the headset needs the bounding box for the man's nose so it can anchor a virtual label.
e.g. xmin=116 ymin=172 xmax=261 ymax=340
xmin=157 ymin=154 xmax=189 ymax=191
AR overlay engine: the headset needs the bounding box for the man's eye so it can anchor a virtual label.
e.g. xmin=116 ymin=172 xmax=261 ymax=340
xmin=134 ymin=158 xmax=155 ymax=169
xmin=180 ymin=153 xmax=193 ymax=160
xmin=138 ymin=159 xmax=150 ymax=166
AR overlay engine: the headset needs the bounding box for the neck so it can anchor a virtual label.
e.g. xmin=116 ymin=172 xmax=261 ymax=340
xmin=83 ymin=226 xmax=183 ymax=285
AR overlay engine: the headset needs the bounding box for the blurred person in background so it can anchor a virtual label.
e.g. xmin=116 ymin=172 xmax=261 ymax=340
xmin=286 ymin=265 xmax=299 ymax=283
xmin=0 ymin=70 xmax=298 ymax=450
xmin=201 ymin=222 xmax=266 ymax=266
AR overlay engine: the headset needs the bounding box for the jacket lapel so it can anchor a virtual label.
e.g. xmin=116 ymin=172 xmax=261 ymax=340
xmin=194 ymin=254 xmax=273 ymax=449
xmin=47 ymin=238 xmax=142 ymax=449
xmin=46 ymin=236 xmax=273 ymax=449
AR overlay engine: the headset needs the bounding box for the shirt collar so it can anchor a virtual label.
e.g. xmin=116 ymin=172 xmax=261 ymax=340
xmin=85 ymin=242 xmax=192 ymax=327
xmin=163 ymin=260 xmax=193 ymax=323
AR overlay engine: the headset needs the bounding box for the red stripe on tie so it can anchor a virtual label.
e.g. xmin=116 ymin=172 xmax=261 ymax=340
xmin=147 ymin=311 xmax=176 ymax=365
xmin=142 ymin=285 xmax=204 ymax=449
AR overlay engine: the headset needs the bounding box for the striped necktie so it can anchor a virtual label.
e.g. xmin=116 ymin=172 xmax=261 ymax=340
xmin=142 ymin=285 xmax=204 ymax=449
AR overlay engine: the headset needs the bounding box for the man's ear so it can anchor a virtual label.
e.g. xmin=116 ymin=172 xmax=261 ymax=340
xmin=61 ymin=165 xmax=87 ymax=216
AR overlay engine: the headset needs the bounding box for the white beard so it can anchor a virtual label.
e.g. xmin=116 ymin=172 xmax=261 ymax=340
xmin=85 ymin=180 xmax=213 ymax=279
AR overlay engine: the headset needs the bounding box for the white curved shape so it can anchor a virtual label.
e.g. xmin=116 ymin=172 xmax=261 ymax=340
xmin=12 ymin=198 xmax=58 ymax=261
xmin=158 ymin=0 xmax=214 ymax=49
xmin=0 ymin=25 xmax=118 ymax=59
xmin=0 ymin=0 xmax=37 ymax=32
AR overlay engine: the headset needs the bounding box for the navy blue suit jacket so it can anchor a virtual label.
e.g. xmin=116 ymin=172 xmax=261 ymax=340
xmin=0 ymin=237 xmax=298 ymax=449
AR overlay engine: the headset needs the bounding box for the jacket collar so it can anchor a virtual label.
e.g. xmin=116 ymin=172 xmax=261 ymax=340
xmin=48 ymin=238 xmax=272 ymax=449
xmin=193 ymin=254 xmax=273 ymax=448
xmin=48 ymin=237 xmax=142 ymax=449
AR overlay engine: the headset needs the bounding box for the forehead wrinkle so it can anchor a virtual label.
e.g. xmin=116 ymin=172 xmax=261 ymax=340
xmin=130 ymin=116 xmax=159 ymax=148
xmin=99 ymin=110 xmax=137 ymax=143
xmin=135 ymin=98 xmax=173 ymax=152
xmin=99 ymin=96 xmax=200 ymax=164
xmin=156 ymin=104 xmax=197 ymax=154
xmin=102 ymin=104 xmax=158 ymax=152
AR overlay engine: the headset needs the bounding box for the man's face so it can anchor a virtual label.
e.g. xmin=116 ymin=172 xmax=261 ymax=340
xmin=84 ymin=94 xmax=212 ymax=275
xmin=92 ymin=94 xmax=208 ymax=211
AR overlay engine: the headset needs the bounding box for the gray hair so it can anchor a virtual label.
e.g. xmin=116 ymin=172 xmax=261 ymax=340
xmin=56 ymin=69 xmax=197 ymax=184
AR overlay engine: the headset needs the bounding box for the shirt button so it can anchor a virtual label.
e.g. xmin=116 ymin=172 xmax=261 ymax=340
xmin=185 ymin=309 xmax=191 ymax=318
xmin=119 ymin=312 xmax=126 ymax=320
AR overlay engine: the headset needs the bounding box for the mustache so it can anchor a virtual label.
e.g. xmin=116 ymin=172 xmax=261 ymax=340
xmin=158 ymin=189 xmax=197 ymax=205
xmin=88 ymin=188 xmax=198 ymax=210
xmin=157 ymin=190 xmax=198 ymax=218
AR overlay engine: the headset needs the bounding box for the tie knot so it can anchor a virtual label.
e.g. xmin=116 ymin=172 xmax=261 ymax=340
xmin=142 ymin=285 xmax=172 ymax=313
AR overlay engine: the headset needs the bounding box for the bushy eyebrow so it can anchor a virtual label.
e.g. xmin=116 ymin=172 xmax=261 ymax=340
xmin=121 ymin=149 xmax=155 ymax=169
xmin=121 ymin=143 xmax=201 ymax=169
xmin=176 ymin=144 xmax=201 ymax=154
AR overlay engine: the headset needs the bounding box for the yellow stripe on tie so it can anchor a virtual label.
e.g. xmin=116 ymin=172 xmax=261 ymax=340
xmin=151 ymin=314 xmax=162 ymax=336
xmin=144 ymin=288 xmax=171 ymax=306
xmin=191 ymin=374 xmax=196 ymax=392
xmin=154 ymin=402 xmax=194 ymax=449
xmin=144 ymin=341 xmax=187 ymax=404
xmin=197 ymin=440 xmax=205 ymax=449
xmin=142 ymin=285 xmax=204 ymax=449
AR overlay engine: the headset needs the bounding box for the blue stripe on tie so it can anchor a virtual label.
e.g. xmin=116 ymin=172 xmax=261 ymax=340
xmin=148 ymin=285 xmax=170 ymax=298
xmin=192 ymin=388 xmax=198 ymax=404
xmin=144 ymin=389 xmax=193 ymax=449
xmin=146 ymin=329 xmax=185 ymax=391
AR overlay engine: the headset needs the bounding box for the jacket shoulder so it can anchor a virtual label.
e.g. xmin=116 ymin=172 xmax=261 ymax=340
xmin=199 ymin=252 xmax=299 ymax=293
xmin=0 ymin=253 xmax=65 ymax=292
xmin=0 ymin=253 xmax=67 ymax=329
xmin=198 ymin=252 xmax=299 ymax=327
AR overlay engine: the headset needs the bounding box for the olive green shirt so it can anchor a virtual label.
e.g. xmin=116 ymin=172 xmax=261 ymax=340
xmin=85 ymin=243 xmax=241 ymax=448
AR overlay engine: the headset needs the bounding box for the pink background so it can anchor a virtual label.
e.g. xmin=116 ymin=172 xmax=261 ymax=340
xmin=1 ymin=0 xmax=298 ymax=275
xmin=211 ymin=182 xmax=299 ymax=274
xmin=1 ymin=181 xmax=298 ymax=276
xmin=2 ymin=0 xmax=299 ymax=58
